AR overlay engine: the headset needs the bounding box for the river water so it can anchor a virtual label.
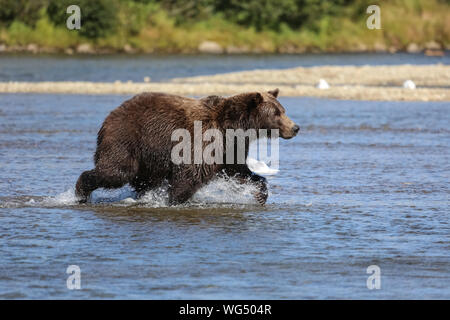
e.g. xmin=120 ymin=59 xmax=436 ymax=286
xmin=0 ymin=52 xmax=448 ymax=82
xmin=0 ymin=54 xmax=449 ymax=299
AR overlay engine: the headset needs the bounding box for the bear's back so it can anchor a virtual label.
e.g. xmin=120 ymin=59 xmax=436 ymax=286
xmin=96 ymin=92 xmax=209 ymax=160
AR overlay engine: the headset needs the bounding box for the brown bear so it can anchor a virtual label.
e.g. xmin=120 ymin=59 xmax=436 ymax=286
xmin=75 ymin=89 xmax=299 ymax=205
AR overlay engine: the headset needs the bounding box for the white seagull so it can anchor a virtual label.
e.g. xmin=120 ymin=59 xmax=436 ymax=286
xmin=403 ymin=80 xmax=416 ymax=89
xmin=316 ymin=79 xmax=330 ymax=89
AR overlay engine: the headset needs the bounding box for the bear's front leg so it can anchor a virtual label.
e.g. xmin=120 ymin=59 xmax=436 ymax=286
xmin=223 ymin=165 xmax=268 ymax=205
xmin=248 ymin=173 xmax=268 ymax=205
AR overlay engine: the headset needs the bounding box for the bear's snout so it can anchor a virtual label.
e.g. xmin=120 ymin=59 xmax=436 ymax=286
xmin=279 ymin=114 xmax=300 ymax=139
xmin=281 ymin=124 xmax=300 ymax=139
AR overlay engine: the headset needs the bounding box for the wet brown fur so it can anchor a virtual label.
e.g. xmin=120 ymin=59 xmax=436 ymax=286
xmin=75 ymin=89 xmax=299 ymax=205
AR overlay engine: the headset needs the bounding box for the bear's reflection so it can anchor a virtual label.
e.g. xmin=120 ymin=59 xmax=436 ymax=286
xmin=79 ymin=201 xmax=270 ymax=233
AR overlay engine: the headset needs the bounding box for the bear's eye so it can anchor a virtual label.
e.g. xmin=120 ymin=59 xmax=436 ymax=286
xmin=274 ymin=109 xmax=281 ymax=116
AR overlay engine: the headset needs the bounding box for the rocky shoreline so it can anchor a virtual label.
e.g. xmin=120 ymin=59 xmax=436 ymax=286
xmin=0 ymin=65 xmax=448 ymax=101
xmin=0 ymin=41 xmax=447 ymax=55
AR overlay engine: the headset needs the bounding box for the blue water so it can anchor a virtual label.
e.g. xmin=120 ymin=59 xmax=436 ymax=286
xmin=0 ymin=93 xmax=448 ymax=299
xmin=0 ymin=52 xmax=448 ymax=82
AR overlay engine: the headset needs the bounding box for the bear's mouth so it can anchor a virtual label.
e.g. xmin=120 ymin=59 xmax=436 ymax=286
xmin=280 ymin=124 xmax=300 ymax=139
xmin=280 ymin=130 xmax=298 ymax=139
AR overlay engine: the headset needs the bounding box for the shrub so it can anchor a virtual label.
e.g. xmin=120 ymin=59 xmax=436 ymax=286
xmin=0 ymin=0 xmax=47 ymax=27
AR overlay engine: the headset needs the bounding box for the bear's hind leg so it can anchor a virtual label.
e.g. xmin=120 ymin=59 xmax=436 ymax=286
xmin=131 ymin=177 xmax=162 ymax=199
xmin=168 ymin=168 xmax=203 ymax=205
xmin=75 ymin=169 xmax=129 ymax=203
xmin=75 ymin=169 xmax=98 ymax=203
xmin=168 ymin=183 xmax=199 ymax=205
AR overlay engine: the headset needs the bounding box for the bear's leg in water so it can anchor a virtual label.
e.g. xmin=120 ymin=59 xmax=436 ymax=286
xmin=222 ymin=166 xmax=268 ymax=205
xmin=75 ymin=169 xmax=128 ymax=203
xmin=75 ymin=169 xmax=98 ymax=202
xmin=168 ymin=166 xmax=203 ymax=205
xmin=130 ymin=176 xmax=165 ymax=199
xmin=249 ymin=173 xmax=268 ymax=205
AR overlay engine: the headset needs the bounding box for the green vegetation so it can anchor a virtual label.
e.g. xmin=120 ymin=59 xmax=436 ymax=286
xmin=0 ymin=0 xmax=448 ymax=53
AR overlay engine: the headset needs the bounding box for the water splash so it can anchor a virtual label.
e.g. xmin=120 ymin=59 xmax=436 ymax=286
xmin=41 ymin=187 xmax=79 ymax=206
xmin=192 ymin=177 xmax=259 ymax=205
xmin=1 ymin=176 xmax=261 ymax=209
xmin=135 ymin=177 xmax=260 ymax=207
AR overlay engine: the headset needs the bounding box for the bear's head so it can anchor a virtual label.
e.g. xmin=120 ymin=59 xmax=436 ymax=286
xmin=218 ymin=89 xmax=299 ymax=139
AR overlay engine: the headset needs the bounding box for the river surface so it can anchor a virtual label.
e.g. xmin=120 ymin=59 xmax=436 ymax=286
xmin=0 ymin=90 xmax=448 ymax=299
xmin=0 ymin=52 xmax=448 ymax=82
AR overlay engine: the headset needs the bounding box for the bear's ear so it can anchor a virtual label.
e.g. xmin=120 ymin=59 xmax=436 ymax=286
xmin=268 ymin=88 xmax=279 ymax=98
